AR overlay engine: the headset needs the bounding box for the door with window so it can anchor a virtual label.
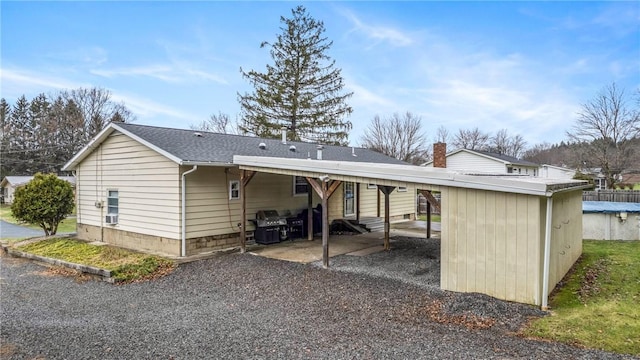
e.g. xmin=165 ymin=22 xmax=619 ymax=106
xmin=344 ymin=182 xmax=355 ymax=217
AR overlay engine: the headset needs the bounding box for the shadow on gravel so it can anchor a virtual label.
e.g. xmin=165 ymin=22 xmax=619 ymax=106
xmin=323 ymin=236 xmax=546 ymax=333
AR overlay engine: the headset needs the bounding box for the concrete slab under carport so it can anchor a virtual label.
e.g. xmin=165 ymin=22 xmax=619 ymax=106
xmin=249 ymin=221 xmax=436 ymax=263
xmin=249 ymin=232 xmax=388 ymax=263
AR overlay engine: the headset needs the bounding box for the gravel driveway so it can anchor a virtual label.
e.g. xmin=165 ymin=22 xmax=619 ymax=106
xmin=1 ymin=237 xmax=635 ymax=360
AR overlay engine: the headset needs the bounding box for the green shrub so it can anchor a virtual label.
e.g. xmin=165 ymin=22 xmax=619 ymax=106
xmin=11 ymin=173 xmax=75 ymax=235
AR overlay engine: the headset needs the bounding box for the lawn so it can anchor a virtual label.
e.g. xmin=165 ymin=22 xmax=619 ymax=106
xmin=417 ymin=214 xmax=441 ymax=222
xmin=0 ymin=204 xmax=76 ymax=234
xmin=18 ymin=238 xmax=175 ymax=282
xmin=525 ymin=240 xmax=640 ymax=356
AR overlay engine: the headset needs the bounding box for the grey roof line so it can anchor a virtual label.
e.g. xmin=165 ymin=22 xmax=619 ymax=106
xmin=116 ymin=123 xmax=408 ymax=166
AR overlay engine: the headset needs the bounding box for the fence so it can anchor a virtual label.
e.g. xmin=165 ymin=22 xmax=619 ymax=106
xmin=582 ymin=190 xmax=640 ymax=203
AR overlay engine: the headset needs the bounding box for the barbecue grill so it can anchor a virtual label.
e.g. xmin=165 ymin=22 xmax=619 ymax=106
xmin=254 ymin=210 xmax=287 ymax=244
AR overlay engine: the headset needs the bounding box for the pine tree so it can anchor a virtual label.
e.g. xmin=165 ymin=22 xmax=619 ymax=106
xmin=238 ymin=5 xmax=353 ymax=145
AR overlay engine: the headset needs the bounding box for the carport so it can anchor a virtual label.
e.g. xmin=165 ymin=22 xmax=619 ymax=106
xmin=233 ymin=156 xmax=590 ymax=308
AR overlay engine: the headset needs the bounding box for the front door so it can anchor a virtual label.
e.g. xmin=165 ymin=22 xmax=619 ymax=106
xmin=344 ymin=182 xmax=355 ymax=216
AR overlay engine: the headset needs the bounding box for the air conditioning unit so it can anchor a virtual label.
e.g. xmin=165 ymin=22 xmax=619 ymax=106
xmin=105 ymin=214 xmax=118 ymax=225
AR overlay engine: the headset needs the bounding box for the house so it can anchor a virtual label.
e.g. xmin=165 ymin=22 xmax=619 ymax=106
xmin=62 ymin=123 xmax=417 ymax=257
xmin=63 ymin=123 xmax=590 ymax=307
xmin=422 ymin=145 xmax=540 ymax=176
xmin=1 ymin=175 xmax=75 ymax=204
xmin=539 ymin=164 xmax=576 ymax=180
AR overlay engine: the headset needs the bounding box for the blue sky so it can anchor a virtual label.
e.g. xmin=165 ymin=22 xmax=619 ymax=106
xmin=1 ymin=1 xmax=638 ymax=147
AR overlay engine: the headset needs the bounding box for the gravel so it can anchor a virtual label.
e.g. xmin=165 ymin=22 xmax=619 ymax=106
xmin=1 ymin=237 xmax=636 ymax=360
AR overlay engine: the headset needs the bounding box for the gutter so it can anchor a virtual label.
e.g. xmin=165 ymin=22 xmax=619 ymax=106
xmin=181 ymin=165 xmax=198 ymax=257
xmin=541 ymin=195 xmax=553 ymax=310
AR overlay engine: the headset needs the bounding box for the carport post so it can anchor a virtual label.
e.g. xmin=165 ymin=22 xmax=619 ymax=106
xmin=307 ymin=179 xmax=313 ymax=241
xmin=426 ymin=200 xmax=431 ymax=239
xmin=306 ymin=177 xmax=341 ymax=268
xmin=239 ymin=170 xmax=256 ymax=253
xmin=378 ymin=185 xmax=396 ymax=250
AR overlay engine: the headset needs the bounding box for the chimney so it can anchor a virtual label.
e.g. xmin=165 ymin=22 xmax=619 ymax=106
xmin=281 ymin=127 xmax=287 ymax=144
xmin=433 ymin=143 xmax=446 ymax=168
xmin=316 ymin=145 xmax=324 ymax=160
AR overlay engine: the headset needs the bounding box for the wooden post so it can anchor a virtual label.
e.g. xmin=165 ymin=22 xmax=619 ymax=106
xmin=378 ymin=185 xmax=395 ymax=251
xmin=306 ymin=177 xmax=341 ymax=268
xmin=377 ymin=188 xmax=381 ymax=217
xmin=321 ymin=181 xmax=329 ymax=268
xmin=356 ymin=183 xmax=361 ymax=223
xmin=307 ymin=179 xmax=313 ymax=241
xmin=239 ymin=170 xmax=255 ymax=253
xmin=426 ymin=199 xmax=431 ymax=239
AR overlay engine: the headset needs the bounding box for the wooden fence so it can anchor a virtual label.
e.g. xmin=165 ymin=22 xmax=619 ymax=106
xmin=582 ymin=190 xmax=640 ymax=203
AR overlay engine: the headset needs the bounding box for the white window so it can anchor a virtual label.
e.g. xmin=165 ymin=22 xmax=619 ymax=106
xmin=229 ymin=180 xmax=240 ymax=200
xmin=397 ymin=186 xmax=407 ymax=192
xmin=367 ymin=183 xmax=377 ymax=189
xmin=107 ymin=190 xmax=118 ymax=215
xmin=293 ymin=176 xmax=308 ymax=196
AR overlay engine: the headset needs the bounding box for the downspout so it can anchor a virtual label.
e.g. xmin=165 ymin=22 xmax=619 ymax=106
xmin=181 ymin=165 xmax=198 ymax=257
xmin=541 ymin=195 xmax=553 ymax=310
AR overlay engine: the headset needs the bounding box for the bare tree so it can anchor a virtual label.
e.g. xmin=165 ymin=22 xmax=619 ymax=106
xmin=488 ymin=129 xmax=527 ymax=158
xmin=60 ymin=87 xmax=135 ymax=141
xmin=191 ymin=112 xmax=240 ymax=134
xmin=361 ymin=112 xmax=430 ymax=165
xmin=433 ymin=125 xmax=451 ymax=144
xmin=567 ymin=83 xmax=640 ymax=189
xmin=452 ymin=127 xmax=489 ymax=150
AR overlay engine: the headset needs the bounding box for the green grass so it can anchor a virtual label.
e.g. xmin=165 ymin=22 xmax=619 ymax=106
xmin=525 ymin=240 xmax=640 ymax=355
xmin=18 ymin=238 xmax=175 ymax=282
xmin=417 ymin=214 xmax=441 ymax=222
xmin=0 ymin=204 xmax=76 ymax=234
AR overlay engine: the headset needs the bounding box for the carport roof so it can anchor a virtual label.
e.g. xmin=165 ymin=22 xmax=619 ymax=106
xmin=234 ymin=156 xmax=591 ymax=197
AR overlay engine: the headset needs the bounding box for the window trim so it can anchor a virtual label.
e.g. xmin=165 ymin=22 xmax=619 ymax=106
xmin=293 ymin=176 xmax=309 ymax=196
xmin=397 ymin=186 xmax=407 ymax=192
xmin=107 ymin=189 xmax=118 ymax=215
xmin=229 ymin=180 xmax=240 ymax=200
xmin=367 ymin=183 xmax=377 ymax=189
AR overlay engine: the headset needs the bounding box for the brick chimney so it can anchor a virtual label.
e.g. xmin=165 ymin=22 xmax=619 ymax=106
xmin=433 ymin=143 xmax=446 ymax=168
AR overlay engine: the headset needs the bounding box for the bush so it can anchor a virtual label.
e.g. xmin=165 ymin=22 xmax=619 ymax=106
xmin=11 ymin=173 xmax=74 ymax=235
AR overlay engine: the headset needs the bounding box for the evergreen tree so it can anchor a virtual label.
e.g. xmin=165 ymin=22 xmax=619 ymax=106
xmin=238 ymin=5 xmax=353 ymax=145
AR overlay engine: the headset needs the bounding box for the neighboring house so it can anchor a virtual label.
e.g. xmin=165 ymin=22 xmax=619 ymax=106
xmin=539 ymin=164 xmax=576 ymax=180
xmin=1 ymin=175 xmax=75 ymax=204
xmin=423 ymin=147 xmax=540 ymax=176
xmin=62 ymin=123 xmax=416 ymax=257
xmin=619 ymin=173 xmax=640 ymax=189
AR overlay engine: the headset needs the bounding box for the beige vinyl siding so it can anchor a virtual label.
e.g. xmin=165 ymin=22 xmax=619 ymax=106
xmin=359 ymin=184 xmax=380 ymax=216
xmin=441 ymin=187 xmax=541 ymax=305
xmin=334 ymin=183 xmax=416 ymax=220
xmin=76 ymin=132 xmax=181 ymax=240
xmin=445 ymin=151 xmax=506 ymax=173
xmin=184 ymin=167 xmax=320 ymax=238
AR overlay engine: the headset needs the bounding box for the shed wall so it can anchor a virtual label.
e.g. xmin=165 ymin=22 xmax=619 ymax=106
xmin=75 ymin=132 xmax=181 ymax=242
xmin=440 ymin=187 xmax=541 ymax=305
xmin=546 ymin=191 xmax=583 ymax=294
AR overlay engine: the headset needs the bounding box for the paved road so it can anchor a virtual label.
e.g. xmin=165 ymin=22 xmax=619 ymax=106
xmin=0 ymin=220 xmax=44 ymax=239
xmin=1 ymin=238 xmax=630 ymax=360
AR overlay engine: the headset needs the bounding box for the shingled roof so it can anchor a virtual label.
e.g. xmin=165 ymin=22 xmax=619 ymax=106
xmin=472 ymin=150 xmax=539 ymax=167
xmin=63 ymin=123 xmax=407 ymax=170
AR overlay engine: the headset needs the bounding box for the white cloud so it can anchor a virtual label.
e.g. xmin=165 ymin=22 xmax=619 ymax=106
xmin=91 ymin=64 xmax=227 ymax=84
xmin=0 ymin=68 xmax=88 ymax=98
xmin=46 ymin=46 xmax=108 ymax=66
xmin=340 ymin=9 xmax=414 ymax=47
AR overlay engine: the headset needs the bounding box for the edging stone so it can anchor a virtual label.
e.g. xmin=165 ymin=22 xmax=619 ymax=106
xmin=4 ymin=247 xmax=115 ymax=283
